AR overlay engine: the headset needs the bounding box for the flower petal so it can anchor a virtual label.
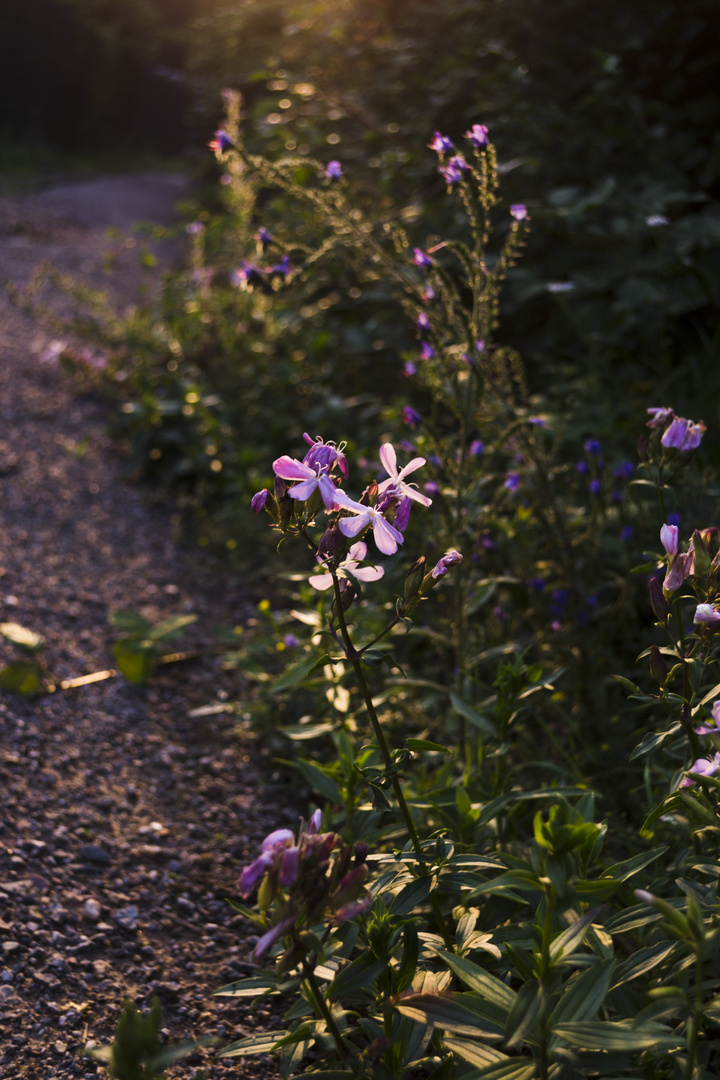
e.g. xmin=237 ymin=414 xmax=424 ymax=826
xmin=379 ymin=442 xmax=398 ymax=480
xmin=339 ymin=514 xmax=370 ymax=539
xmin=371 ymin=515 xmax=403 ymax=555
xmin=273 ymin=456 xmax=313 ymax=481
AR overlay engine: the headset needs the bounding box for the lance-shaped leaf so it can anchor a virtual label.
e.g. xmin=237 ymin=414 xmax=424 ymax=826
xmin=504 ymin=979 xmax=549 ymax=1048
xmin=393 ymin=992 xmax=504 ymax=1038
xmin=549 ymin=957 xmax=614 ymax=1027
xmin=549 ymin=907 xmax=603 ymax=961
xmin=437 ymin=950 xmax=516 ymax=1023
xmin=552 ymin=1020 xmax=682 ymax=1051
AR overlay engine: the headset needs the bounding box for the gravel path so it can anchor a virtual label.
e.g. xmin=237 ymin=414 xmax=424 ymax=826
xmin=0 ymin=176 xmax=290 ymax=1078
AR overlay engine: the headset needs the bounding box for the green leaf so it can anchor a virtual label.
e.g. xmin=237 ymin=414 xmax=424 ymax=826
xmin=326 ymin=953 xmax=389 ymax=1000
xmin=602 ymin=846 xmax=668 ymax=883
xmin=0 ymin=659 xmax=44 ymax=694
xmin=549 ymin=907 xmax=603 ymax=961
xmin=389 ymin=876 xmax=432 ymax=916
xmin=552 ymin=1020 xmax=681 ymax=1050
xmin=550 ymin=958 xmax=614 ymax=1026
xmin=214 ymin=976 xmax=279 ymax=998
xmin=219 ymin=1031 xmax=288 ymax=1057
xmin=611 ymin=941 xmax=680 ymax=990
xmin=0 ymin=622 xmax=44 ymax=653
xmin=296 ymin=759 xmax=342 ymax=804
xmin=406 ymin=738 xmax=451 ymax=754
xmin=450 ymin=692 xmax=496 ymax=737
xmin=112 ymin=642 xmax=156 ymax=685
xmin=459 ymin=1055 xmax=538 ymax=1079
xmin=110 ymin=609 xmax=152 ymax=635
xmin=148 ymin=613 xmax=197 ymax=642
xmin=630 ymin=724 xmax=683 ymax=761
xmin=504 ymin=979 xmax=548 ymax=1048
xmin=436 ymin=950 xmax=516 ymax=1019
xmin=272 ymin=652 xmax=330 ymax=692
xmin=394 ymin=993 xmax=503 ymax=1037
xmin=442 ymin=1038 xmax=505 ymax=1068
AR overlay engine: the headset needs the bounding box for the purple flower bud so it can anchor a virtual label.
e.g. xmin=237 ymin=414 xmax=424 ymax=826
xmin=504 ymin=473 xmax=521 ymax=492
xmin=621 ymin=524 xmax=634 ymax=543
xmin=660 ymin=524 xmax=679 ymax=557
xmin=423 ymin=285 xmax=437 ymax=301
xmin=253 ymin=916 xmax=296 ymax=961
xmin=475 ymin=339 xmax=485 ymax=353
xmin=251 ymin=488 xmax=269 ymax=513
xmin=470 ymin=439 xmax=484 ymax=456
xmin=428 ymin=131 xmax=454 ymax=153
xmin=439 ymin=156 xmax=470 ymax=186
xmin=232 ymin=260 xmax=263 ymax=289
xmin=423 ymin=480 xmax=439 ymax=497
xmin=590 ymin=479 xmax=601 ymax=495
xmin=680 ymin=752 xmax=720 ymax=787
xmin=416 ymin=312 xmax=430 ymax=330
xmin=279 ymin=846 xmax=299 ymax=887
xmin=268 ymin=254 xmax=290 ymax=278
xmin=403 ymin=406 xmax=422 ymax=427
xmin=420 ymin=341 xmax=435 ymax=360
xmin=325 ymin=160 xmax=342 ymax=179
xmin=510 ymin=204 xmax=528 ymax=221
xmin=646 ymin=406 xmax=673 ymax=429
xmin=464 ymin=124 xmax=489 ymax=147
xmin=393 ymin=496 xmax=412 ymax=533
xmin=209 ymin=129 xmax=234 ymax=153
xmin=307 ymin=809 xmax=323 ymax=835
xmin=576 ymin=460 xmax=588 ymax=474
xmin=255 ymin=226 xmax=273 ymax=249
xmin=413 ymin=248 xmax=434 ymax=268
xmin=404 ymin=361 xmax=416 ymax=377
xmin=584 ymin=439 xmax=602 ymax=455
xmin=431 ymin=549 xmax=463 ymax=579
xmin=283 ymin=634 xmax=299 ymax=649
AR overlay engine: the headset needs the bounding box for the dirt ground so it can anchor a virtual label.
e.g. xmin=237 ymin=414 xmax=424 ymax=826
xmin=0 ymin=174 xmax=292 ymax=1078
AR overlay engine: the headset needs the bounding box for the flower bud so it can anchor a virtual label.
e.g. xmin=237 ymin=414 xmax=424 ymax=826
xmin=274 ymin=476 xmax=295 ymax=529
xmin=404 ymin=557 xmax=426 ymax=603
xmin=649 ymin=575 xmax=670 ymax=624
xmin=691 ymin=530 xmax=712 ymax=577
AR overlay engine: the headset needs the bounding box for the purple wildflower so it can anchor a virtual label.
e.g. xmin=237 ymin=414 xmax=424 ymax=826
xmin=325 ymin=160 xmax=342 ymax=179
xmin=431 ymin=549 xmax=463 ymax=579
xmin=251 ymin=489 xmax=269 ymax=513
xmin=584 ymin=439 xmax=602 ymax=455
xmin=404 ymin=361 xmax=417 ymax=377
xmin=661 ymin=416 xmax=706 ymax=452
xmin=680 ymin=752 xmax=720 ymax=788
xmin=504 ymin=473 xmax=521 ymax=492
xmin=420 ymin=341 xmax=435 ymax=360
xmin=423 ymin=480 xmax=439 ymax=497
xmin=268 ymin=254 xmax=290 ymax=278
xmin=413 ymin=248 xmax=434 ymax=268
xmin=393 ymin=496 xmax=412 ymax=533
xmin=439 ymin=156 xmax=470 ymax=186
xmin=231 ymin=260 xmax=263 ymax=289
xmin=423 ymin=284 xmax=437 ymax=301
xmin=470 ymin=439 xmax=484 ymax=456
xmin=590 ymin=479 xmax=602 ymax=495
xmin=464 ymin=124 xmax=489 ymax=147
xmin=255 ymin=226 xmax=274 ymax=249
xmin=694 ymin=604 xmax=720 ymax=626
xmin=510 ymin=204 xmax=528 ymax=220
xmin=428 ymin=131 xmax=454 ymax=153
xmin=646 ymin=407 xmax=674 ymax=429
xmin=621 ymin=524 xmax=634 ymax=542
xmin=403 ymin=406 xmax=422 ymax=427
xmin=209 ymin=129 xmax=234 ymax=154
xmin=416 ymin=311 xmax=430 ymax=330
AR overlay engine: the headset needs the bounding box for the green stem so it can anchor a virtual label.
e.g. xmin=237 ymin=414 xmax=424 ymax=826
xmin=331 ymin=573 xmax=453 ymax=949
xmin=684 ymin=951 xmax=703 ymax=1080
xmin=301 ymin=961 xmax=349 ymax=1059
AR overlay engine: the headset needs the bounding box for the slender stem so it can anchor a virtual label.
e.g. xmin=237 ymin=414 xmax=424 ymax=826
xmin=684 ymin=950 xmax=703 ymax=1080
xmin=331 ymin=573 xmax=453 ymax=948
xmin=301 ymin=962 xmax=349 ymax=1059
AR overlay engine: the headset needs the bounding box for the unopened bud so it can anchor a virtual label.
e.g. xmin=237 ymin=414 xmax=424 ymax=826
xmin=691 ymin=530 xmax=712 ymax=577
xmin=274 ymin=476 xmax=294 ymax=529
xmin=404 ymin=557 xmax=426 ymax=602
xmin=318 ymin=525 xmax=343 ymax=559
xmin=649 ymin=575 xmax=670 ymax=624
xmin=649 ymin=645 xmax=667 ymax=686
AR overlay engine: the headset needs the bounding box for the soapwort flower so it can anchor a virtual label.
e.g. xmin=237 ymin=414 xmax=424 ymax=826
xmin=334 ymin=492 xmax=405 ymax=556
xmin=376 ymin=442 xmax=432 ymax=507
xmin=308 ymin=541 xmax=384 ymax=591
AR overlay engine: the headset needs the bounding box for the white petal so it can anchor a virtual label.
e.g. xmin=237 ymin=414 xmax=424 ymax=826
xmin=308 ymin=572 xmax=334 ymax=590
xmin=397 ymin=456 xmax=426 ymax=479
xmin=379 ymin=442 xmax=398 ymax=479
xmin=347 ymin=542 xmax=367 ymax=561
xmin=372 ymin=515 xmax=403 ymax=555
xmin=339 ymin=514 xmax=369 ymax=538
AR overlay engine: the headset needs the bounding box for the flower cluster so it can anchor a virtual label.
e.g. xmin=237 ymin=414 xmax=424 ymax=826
xmin=238 ymin=811 xmax=371 ymax=963
xmin=645 ymin=406 xmax=706 ymax=455
xmin=658 ymin=524 xmax=720 ymax=616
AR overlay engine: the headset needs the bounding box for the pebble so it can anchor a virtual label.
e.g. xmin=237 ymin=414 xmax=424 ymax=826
xmin=83 ymin=899 xmax=101 ymax=922
xmin=114 ymin=906 xmax=139 ymax=931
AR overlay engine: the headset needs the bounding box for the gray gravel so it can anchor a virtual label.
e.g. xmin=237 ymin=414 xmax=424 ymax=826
xmin=0 ymin=175 xmax=292 ymax=1078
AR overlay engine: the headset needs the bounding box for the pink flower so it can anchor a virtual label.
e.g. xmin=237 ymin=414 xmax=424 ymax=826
xmin=660 ymin=524 xmax=679 ymax=557
xmin=335 ymin=492 xmax=404 ymax=556
xmin=272 ymin=456 xmax=339 ymax=508
xmin=694 ymin=603 xmax=720 ymax=626
xmin=376 ymin=443 xmax=432 ymax=506
xmin=661 ymin=416 xmax=706 ymax=451
xmin=308 ymin=541 xmax=385 ymax=591
xmin=679 ymin=752 xmax=720 ymax=787
xmin=646 ymin=406 xmax=673 ymax=429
